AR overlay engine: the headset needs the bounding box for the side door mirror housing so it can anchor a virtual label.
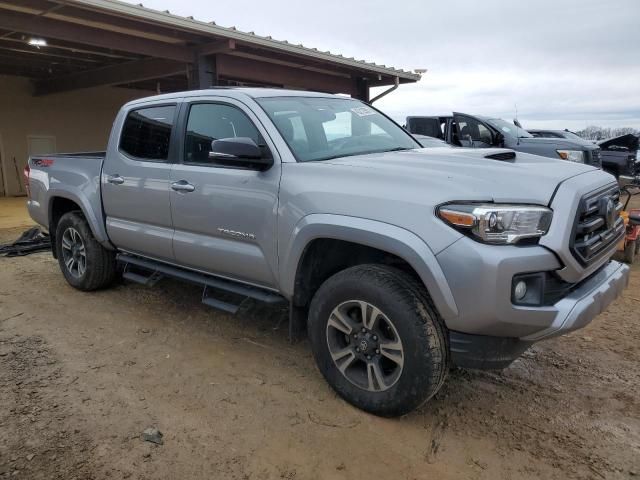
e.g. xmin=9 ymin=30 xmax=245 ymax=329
xmin=209 ymin=137 xmax=273 ymax=170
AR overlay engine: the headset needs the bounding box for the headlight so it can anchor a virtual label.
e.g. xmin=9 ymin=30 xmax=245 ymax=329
xmin=556 ymin=150 xmax=584 ymax=163
xmin=437 ymin=204 xmax=553 ymax=244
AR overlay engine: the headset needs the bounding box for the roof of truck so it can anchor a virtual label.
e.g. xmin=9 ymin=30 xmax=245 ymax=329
xmin=125 ymin=87 xmax=348 ymax=106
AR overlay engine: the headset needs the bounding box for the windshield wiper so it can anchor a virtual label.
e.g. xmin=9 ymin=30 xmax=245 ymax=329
xmin=319 ymin=150 xmax=384 ymax=161
xmin=381 ymin=147 xmax=413 ymax=153
xmin=317 ymin=147 xmax=413 ymax=162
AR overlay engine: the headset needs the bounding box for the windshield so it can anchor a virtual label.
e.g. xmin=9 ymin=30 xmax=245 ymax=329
xmin=485 ymin=118 xmax=533 ymax=138
xmin=256 ymin=97 xmax=420 ymax=162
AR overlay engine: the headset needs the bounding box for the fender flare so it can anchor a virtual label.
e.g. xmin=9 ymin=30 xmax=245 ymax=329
xmin=280 ymin=214 xmax=458 ymax=321
xmin=47 ymin=187 xmax=112 ymax=247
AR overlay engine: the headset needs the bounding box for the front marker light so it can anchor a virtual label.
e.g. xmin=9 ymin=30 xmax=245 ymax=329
xmin=438 ymin=204 xmax=553 ymax=244
xmin=557 ymin=150 xmax=584 ymax=163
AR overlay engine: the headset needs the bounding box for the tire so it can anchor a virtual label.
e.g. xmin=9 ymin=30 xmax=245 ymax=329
xmin=624 ymin=240 xmax=636 ymax=264
xmin=635 ymin=238 xmax=640 ymax=256
xmin=55 ymin=211 xmax=116 ymax=291
xmin=307 ymin=264 xmax=448 ymax=417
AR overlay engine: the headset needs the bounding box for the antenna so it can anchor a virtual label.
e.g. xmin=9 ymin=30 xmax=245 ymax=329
xmin=514 ymin=104 xmax=520 ymax=146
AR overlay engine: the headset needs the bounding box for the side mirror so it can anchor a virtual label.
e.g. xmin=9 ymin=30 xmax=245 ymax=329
xmin=209 ymin=137 xmax=273 ymax=170
xmin=493 ymin=131 xmax=505 ymax=147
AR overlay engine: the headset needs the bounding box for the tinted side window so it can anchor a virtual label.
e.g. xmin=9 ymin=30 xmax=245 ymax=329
xmin=119 ymin=105 xmax=176 ymax=161
xmin=184 ymin=103 xmax=264 ymax=165
xmin=408 ymin=118 xmax=442 ymax=138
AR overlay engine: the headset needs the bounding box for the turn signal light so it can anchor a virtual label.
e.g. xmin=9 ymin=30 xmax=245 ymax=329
xmin=438 ymin=209 xmax=475 ymax=227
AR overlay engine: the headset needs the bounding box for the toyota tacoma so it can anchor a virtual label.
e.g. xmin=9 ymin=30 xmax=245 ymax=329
xmin=25 ymin=89 xmax=629 ymax=417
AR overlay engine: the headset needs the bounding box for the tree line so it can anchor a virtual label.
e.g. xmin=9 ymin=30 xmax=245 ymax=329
xmin=575 ymin=126 xmax=639 ymax=141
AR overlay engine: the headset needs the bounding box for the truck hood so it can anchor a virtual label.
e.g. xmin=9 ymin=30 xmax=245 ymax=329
xmin=598 ymin=133 xmax=639 ymax=152
xmin=516 ymin=137 xmax=598 ymax=151
xmin=324 ymin=147 xmax=597 ymax=205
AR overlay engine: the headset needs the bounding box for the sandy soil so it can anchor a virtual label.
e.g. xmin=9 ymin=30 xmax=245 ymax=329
xmin=1 ymin=203 xmax=639 ymax=479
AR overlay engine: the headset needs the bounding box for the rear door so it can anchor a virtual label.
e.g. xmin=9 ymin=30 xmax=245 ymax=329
xmin=406 ymin=117 xmax=443 ymax=139
xmin=168 ymin=97 xmax=282 ymax=288
xmin=452 ymin=112 xmax=495 ymax=148
xmin=102 ymin=103 xmax=178 ymax=261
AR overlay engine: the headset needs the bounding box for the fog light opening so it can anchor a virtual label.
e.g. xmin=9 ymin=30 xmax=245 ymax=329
xmin=514 ymin=280 xmax=528 ymax=301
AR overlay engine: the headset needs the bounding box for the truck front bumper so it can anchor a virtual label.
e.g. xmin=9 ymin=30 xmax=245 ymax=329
xmin=448 ymin=260 xmax=629 ymax=369
xmin=520 ymin=259 xmax=629 ymax=341
xmin=436 ymin=236 xmax=630 ymax=352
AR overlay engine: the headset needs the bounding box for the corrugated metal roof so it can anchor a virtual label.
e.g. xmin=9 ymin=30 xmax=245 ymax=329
xmin=66 ymin=0 xmax=422 ymax=82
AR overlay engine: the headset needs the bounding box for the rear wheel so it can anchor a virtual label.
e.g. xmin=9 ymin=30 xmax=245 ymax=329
xmin=55 ymin=211 xmax=116 ymax=291
xmin=308 ymin=264 xmax=448 ymax=417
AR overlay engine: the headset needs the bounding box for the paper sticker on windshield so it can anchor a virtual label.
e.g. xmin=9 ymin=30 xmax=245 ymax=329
xmin=351 ymin=106 xmax=376 ymax=117
xmin=501 ymin=126 xmax=512 ymax=133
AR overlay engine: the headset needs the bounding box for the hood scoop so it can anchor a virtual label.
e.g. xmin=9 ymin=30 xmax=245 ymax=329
xmin=485 ymin=151 xmax=516 ymax=161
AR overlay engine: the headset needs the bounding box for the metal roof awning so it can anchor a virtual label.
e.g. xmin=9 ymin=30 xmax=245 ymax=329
xmin=0 ymin=0 xmax=421 ymax=100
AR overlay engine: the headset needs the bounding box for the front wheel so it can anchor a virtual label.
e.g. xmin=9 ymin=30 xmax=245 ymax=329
xmin=55 ymin=211 xmax=116 ymax=291
xmin=308 ymin=265 xmax=448 ymax=417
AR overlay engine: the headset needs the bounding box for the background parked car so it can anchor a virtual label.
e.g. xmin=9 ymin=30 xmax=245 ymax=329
xmin=528 ymin=129 xmax=592 ymax=143
xmin=405 ymin=114 xmax=602 ymax=167
xmin=596 ymin=133 xmax=639 ymax=178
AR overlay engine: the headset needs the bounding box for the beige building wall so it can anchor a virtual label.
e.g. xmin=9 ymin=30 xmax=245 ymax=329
xmin=0 ymin=76 xmax=151 ymax=196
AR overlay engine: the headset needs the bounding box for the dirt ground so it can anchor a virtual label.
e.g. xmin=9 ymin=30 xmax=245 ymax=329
xmin=0 ymin=197 xmax=639 ymax=480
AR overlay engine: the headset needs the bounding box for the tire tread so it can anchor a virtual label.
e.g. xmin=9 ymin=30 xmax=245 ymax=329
xmin=55 ymin=211 xmax=116 ymax=291
xmin=308 ymin=263 xmax=449 ymax=417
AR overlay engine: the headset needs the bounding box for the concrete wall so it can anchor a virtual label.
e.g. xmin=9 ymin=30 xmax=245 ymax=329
xmin=0 ymin=76 xmax=151 ymax=196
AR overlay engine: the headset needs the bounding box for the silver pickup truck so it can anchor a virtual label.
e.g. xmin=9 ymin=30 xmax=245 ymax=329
xmin=25 ymin=88 xmax=629 ymax=417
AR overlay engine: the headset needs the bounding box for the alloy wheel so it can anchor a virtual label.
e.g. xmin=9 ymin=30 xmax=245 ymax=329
xmin=61 ymin=227 xmax=86 ymax=278
xmin=326 ymin=300 xmax=404 ymax=392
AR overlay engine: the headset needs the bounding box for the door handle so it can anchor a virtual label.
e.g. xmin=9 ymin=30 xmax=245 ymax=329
xmin=106 ymin=174 xmax=125 ymax=185
xmin=171 ymin=180 xmax=195 ymax=193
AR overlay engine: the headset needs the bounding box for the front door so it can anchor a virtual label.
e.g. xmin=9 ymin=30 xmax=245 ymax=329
xmin=169 ymin=99 xmax=281 ymax=289
xmin=102 ymin=104 xmax=178 ymax=261
xmin=452 ymin=113 xmax=495 ymax=148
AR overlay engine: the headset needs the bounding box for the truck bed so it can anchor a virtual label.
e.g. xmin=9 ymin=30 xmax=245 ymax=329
xmin=27 ymin=152 xmax=106 ymax=240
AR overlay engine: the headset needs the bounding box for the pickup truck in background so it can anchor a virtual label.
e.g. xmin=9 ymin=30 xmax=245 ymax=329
xmin=405 ymin=114 xmax=602 ymax=167
xmin=597 ymin=133 xmax=639 ymax=178
xmin=25 ymin=89 xmax=629 ymax=417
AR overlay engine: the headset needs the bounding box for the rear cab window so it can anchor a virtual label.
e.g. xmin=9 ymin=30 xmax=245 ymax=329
xmin=119 ymin=105 xmax=177 ymax=161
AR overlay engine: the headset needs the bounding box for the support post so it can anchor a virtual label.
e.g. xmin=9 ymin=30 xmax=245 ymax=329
xmin=353 ymin=77 xmax=370 ymax=103
xmin=189 ymin=54 xmax=217 ymax=89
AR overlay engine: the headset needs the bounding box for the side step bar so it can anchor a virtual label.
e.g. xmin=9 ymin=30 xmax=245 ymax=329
xmin=122 ymin=266 xmax=163 ymax=287
xmin=117 ymin=254 xmax=284 ymax=313
xmin=202 ymin=286 xmax=240 ymax=314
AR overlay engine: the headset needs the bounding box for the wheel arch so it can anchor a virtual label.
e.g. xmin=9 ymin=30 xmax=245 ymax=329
xmin=47 ymin=188 xmax=112 ymax=257
xmin=281 ymin=214 xmax=458 ymax=322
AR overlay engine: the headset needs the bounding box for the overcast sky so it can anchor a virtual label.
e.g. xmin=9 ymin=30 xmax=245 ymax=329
xmin=125 ymin=0 xmax=640 ymax=130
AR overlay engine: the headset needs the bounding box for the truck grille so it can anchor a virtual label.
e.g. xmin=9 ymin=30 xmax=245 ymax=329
xmin=590 ymin=148 xmax=602 ymax=167
xmin=570 ymin=184 xmax=624 ymax=267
